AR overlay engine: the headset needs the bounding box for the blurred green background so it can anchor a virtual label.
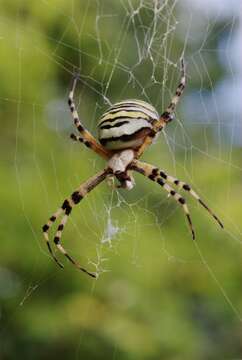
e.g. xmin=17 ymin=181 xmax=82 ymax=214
xmin=1 ymin=0 xmax=242 ymax=359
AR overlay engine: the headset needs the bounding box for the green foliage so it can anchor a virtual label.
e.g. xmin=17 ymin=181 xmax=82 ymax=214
xmin=1 ymin=1 xmax=241 ymax=359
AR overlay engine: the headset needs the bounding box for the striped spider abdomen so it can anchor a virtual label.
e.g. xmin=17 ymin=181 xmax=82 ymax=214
xmin=98 ymin=99 xmax=159 ymax=150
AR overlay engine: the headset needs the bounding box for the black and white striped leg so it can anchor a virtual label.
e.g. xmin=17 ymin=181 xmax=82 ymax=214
xmin=132 ymin=161 xmax=196 ymax=239
xmin=70 ymin=133 xmax=93 ymax=149
xmin=42 ymin=208 xmax=64 ymax=268
xmin=68 ymin=77 xmax=110 ymax=160
xmin=136 ymin=58 xmax=186 ymax=159
xmin=42 ymin=169 xmax=108 ymax=277
xmin=160 ymin=57 xmax=186 ymax=124
xmin=132 ymin=159 xmax=223 ymax=234
xmin=149 ymin=164 xmax=223 ymax=228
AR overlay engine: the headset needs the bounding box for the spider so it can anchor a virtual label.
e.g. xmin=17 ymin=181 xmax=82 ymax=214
xmin=42 ymin=59 xmax=223 ymax=278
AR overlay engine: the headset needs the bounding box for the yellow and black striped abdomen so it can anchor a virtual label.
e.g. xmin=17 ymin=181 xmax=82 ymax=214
xmin=98 ymin=99 xmax=159 ymax=150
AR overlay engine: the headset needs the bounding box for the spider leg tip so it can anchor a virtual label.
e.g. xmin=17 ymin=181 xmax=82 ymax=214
xmin=214 ymin=215 xmax=224 ymax=229
xmin=90 ymin=272 xmax=97 ymax=279
xmin=83 ymin=270 xmax=97 ymax=279
xmin=78 ymin=266 xmax=97 ymax=279
xmin=54 ymin=257 xmax=64 ymax=269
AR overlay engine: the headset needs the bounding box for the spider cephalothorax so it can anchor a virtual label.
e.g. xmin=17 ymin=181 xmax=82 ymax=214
xmin=42 ymin=59 xmax=223 ymax=278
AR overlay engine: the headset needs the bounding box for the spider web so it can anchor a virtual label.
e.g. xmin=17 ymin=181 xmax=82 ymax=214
xmin=1 ymin=0 xmax=242 ymax=358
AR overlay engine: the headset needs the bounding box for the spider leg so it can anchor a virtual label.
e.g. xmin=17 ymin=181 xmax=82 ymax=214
xmin=42 ymin=169 xmax=108 ymax=277
xmin=68 ymin=76 xmax=111 ymax=160
xmin=70 ymin=132 xmax=97 ymax=150
xmin=154 ymin=165 xmax=224 ymax=228
xmin=136 ymin=58 xmax=186 ymax=158
xmin=131 ymin=160 xmax=195 ymax=239
xmin=132 ymin=159 xmax=223 ymax=232
xmin=42 ymin=208 xmax=65 ymax=268
xmin=160 ymin=57 xmax=186 ymax=124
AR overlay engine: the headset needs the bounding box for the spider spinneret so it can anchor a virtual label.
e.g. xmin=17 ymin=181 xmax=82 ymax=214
xmin=42 ymin=58 xmax=223 ymax=278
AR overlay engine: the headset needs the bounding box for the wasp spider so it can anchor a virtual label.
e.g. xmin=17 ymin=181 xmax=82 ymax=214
xmin=42 ymin=59 xmax=223 ymax=278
